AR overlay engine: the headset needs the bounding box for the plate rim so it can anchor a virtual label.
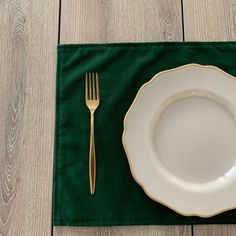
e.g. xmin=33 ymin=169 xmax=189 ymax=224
xmin=122 ymin=63 xmax=236 ymax=217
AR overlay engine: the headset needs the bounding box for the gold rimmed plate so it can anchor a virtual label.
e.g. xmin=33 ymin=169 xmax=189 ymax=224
xmin=123 ymin=64 xmax=236 ymax=217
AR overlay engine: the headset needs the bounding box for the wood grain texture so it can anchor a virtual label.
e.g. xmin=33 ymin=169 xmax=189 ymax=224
xmin=0 ymin=0 xmax=59 ymax=235
xmin=54 ymin=0 xmax=191 ymax=235
xmin=183 ymin=0 xmax=236 ymax=235
xmin=194 ymin=225 xmax=236 ymax=236
xmin=60 ymin=0 xmax=183 ymax=43
xmin=54 ymin=226 xmax=191 ymax=236
xmin=183 ymin=0 xmax=236 ymax=41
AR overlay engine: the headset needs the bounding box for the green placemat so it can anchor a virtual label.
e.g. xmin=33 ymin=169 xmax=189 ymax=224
xmin=53 ymin=42 xmax=236 ymax=226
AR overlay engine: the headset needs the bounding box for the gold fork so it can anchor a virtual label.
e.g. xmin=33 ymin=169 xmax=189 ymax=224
xmin=85 ymin=73 xmax=100 ymax=194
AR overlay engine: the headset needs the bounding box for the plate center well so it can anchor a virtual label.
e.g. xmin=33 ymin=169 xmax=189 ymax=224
xmin=154 ymin=91 xmax=236 ymax=184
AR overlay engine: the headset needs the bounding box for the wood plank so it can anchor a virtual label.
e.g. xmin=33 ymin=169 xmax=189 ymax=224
xmin=0 ymin=0 xmax=59 ymax=235
xmin=55 ymin=0 xmax=191 ymax=235
xmin=183 ymin=0 xmax=236 ymax=235
xmin=193 ymin=225 xmax=236 ymax=236
xmin=60 ymin=0 xmax=183 ymax=43
xmin=54 ymin=226 xmax=191 ymax=236
xmin=183 ymin=0 xmax=236 ymax=41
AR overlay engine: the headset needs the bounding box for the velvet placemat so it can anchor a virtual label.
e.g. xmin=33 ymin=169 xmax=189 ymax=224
xmin=53 ymin=42 xmax=236 ymax=226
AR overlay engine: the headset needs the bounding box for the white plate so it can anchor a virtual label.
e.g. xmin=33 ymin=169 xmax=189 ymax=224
xmin=123 ymin=64 xmax=236 ymax=217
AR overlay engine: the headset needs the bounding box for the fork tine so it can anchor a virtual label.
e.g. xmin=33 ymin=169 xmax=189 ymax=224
xmin=96 ymin=73 xmax=99 ymax=100
xmin=89 ymin=73 xmax=92 ymax=100
xmin=92 ymin=73 xmax=96 ymax=100
xmin=85 ymin=73 xmax=88 ymax=100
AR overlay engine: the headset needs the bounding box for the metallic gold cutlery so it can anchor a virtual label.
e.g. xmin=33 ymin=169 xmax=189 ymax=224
xmin=85 ymin=73 xmax=100 ymax=194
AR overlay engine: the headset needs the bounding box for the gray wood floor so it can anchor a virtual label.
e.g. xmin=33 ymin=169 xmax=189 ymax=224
xmin=1 ymin=0 xmax=236 ymax=235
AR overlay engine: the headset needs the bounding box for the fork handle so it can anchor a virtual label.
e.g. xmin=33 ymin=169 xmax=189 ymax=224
xmin=89 ymin=112 xmax=96 ymax=194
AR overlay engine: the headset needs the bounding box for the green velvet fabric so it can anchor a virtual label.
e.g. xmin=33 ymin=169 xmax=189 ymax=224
xmin=53 ymin=42 xmax=236 ymax=226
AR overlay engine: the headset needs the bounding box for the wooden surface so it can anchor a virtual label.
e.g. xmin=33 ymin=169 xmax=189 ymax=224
xmin=0 ymin=0 xmax=59 ymax=235
xmin=1 ymin=0 xmax=236 ymax=235
xmin=183 ymin=0 xmax=236 ymax=41
xmin=60 ymin=0 xmax=183 ymax=43
xmin=54 ymin=226 xmax=190 ymax=236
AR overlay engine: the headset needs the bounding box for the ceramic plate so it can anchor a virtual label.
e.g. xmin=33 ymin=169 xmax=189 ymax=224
xmin=123 ymin=64 xmax=236 ymax=217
